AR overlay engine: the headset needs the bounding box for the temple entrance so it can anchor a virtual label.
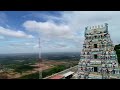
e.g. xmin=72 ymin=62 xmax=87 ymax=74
xmin=94 ymin=67 xmax=98 ymax=72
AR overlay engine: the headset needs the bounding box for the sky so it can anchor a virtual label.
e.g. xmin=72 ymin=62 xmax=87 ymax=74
xmin=0 ymin=11 xmax=120 ymax=54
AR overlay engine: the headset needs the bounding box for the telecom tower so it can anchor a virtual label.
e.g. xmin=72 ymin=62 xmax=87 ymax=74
xmin=38 ymin=37 xmax=42 ymax=79
xmin=77 ymin=23 xmax=119 ymax=79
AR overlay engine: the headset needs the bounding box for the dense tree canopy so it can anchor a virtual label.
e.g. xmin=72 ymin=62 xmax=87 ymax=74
xmin=114 ymin=44 xmax=120 ymax=64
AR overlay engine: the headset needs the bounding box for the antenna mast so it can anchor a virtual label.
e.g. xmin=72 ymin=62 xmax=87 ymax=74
xmin=38 ymin=37 xmax=42 ymax=79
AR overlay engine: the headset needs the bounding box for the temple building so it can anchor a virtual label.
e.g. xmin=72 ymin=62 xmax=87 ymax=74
xmin=77 ymin=23 xmax=120 ymax=79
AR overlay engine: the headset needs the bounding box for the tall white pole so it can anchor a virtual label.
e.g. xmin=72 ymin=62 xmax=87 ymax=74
xmin=38 ymin=37 xmax=42 ymax=79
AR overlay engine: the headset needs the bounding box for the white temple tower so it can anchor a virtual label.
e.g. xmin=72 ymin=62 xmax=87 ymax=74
xmin=77 ymin=23 xmax=119 ymax=79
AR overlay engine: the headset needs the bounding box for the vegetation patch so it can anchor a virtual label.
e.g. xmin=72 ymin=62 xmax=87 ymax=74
xmin=114 ymin=44 xmax=120 ymax=64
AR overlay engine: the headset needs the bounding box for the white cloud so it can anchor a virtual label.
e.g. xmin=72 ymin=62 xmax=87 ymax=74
xmin=22 ymin=11 xmax=120 ymax=53
xmin=54 ymin=42 xmax=68 ymax=48
xmin=23 ymin=20 xmax=76 ymax=40
xmin=62 ymin=11 xmax=120 ymax=45
xmin=0 ymin=26 xmax=34 ymax=38
xmin=62 ymin=12 xmax=120 ymax=32
xmin=25 ymin=42 xmax=31 ymax=45
xmin=2 ymin=11 xmax=120 ymax=54
xmin=23 ymin=12 xmax=63 ymax=22
xmin=33 ymin=44 xmax=38 ymax=48
xmin=9 ymin=42 xmax=34 ymax=47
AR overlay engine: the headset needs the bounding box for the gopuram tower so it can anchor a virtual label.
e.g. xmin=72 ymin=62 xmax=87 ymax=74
xmin=77 ymin=23 xmax=119 ymax=79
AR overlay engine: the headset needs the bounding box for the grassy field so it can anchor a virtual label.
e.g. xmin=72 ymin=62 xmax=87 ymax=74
xmin=18 ymin=61 xmax=78 ymax=79
xmin=0 ymin=60 xmax=79 ymax=79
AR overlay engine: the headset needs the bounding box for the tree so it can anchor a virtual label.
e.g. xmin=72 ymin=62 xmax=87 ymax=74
xmin=114 ymin=44 xmax=120 ymax=64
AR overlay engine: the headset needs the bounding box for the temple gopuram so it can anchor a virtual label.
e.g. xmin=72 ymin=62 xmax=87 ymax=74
xmin=77 ymin=23 xmax=120 ymax=79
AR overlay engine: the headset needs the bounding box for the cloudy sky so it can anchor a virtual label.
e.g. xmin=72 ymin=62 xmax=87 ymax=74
xmin=0 ymin=11 xmax=120 ymax=54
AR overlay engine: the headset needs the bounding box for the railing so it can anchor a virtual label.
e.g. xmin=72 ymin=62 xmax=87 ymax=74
xmin=43 ymin=65 xmax=78 ymax=79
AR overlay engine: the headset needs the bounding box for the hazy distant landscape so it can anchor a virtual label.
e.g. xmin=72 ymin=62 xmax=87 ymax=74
xmin=0 ymin=52 xmax=80 ymax=79
xmin=0 ymin=52 xmax=80 ymax=63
